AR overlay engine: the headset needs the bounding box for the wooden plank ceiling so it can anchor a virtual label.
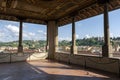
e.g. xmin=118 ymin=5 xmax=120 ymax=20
xmin=0 ymin=0 xmax=120 ymax=26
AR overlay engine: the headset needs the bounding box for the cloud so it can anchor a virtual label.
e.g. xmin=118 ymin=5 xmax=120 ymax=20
xmin=0 ymin=30 xmax=5 ymax=37
xmin=0 ymin=34 xmax=3 ymax=37
xmin=59 ymin=37 xmax=64 ymax=41
xmin=76 ymin=34 xmax=79 ymax=39
xmin=0 ymin=23 xmax=47 ymax=42
xmin=76 ymin=22 xmax=82 ymax=27
xmin=23 ymin=32 xmax=29 ymax=38
xmin=28 ymin=32 xmax=35 ymax=36
xmin=23 ymin=31 xmax=47 ymax=40
xmin=5 ymin=24 xmax=19 ymax=33
xmin=37 ymin=30 xmax=46 ymax=36
xmin=23 ymin=24 xmax=28 ymax=28
xmin=38 ymin=30 xmax=43 ymax=33
xmin=5 ymin=24 xmax=19 ymax=37
xmin=23 ymin=32 xmax=35 ymax=39
xmin=59 ymin=37 xmax=71 ymax=41
xmin=59 ymin=34 xmax=79 ymax=41
xmin=85 ymin=34 xmax=91 ymax=38
xmin=5 ymin=25 xmax=37 ymax=40
xmin=110 ymin=33 xmax=114 ymax=37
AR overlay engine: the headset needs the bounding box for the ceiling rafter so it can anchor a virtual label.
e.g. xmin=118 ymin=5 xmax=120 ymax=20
xmin=0 ymin=0 xmax=120 ymax=25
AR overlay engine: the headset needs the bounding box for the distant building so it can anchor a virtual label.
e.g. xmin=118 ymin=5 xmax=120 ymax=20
xmin=97 ymin=37 xmax=104 ymax=41
xmin=114 ymin=44 xmax=120 ymax=52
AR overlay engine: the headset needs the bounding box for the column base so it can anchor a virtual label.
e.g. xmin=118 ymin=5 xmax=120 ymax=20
xmin=46 ymin=45 xmax=49 ymax=52
xmin=102 ymin=44 xmax=113 ymax=57
xmin=48 ymin=54 xmax=55 ymax=60
xmin=71 ymin=46 xmax=77 ymax=54
xmin=18 ymin=45 xmax=23 ymax=53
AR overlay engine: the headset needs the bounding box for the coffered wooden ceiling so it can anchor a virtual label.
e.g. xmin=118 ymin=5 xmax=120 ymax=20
xmin=0 ymin=0 xmax=120 ymax=26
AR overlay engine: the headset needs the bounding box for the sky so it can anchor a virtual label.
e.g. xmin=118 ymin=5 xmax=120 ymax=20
xmin=59 ymin=8 xmax=120 ymax=41
xmin=0 ymin=21 xmax=46 ymax=42
xmin=0 ymin=8 xmax=120 ymax=42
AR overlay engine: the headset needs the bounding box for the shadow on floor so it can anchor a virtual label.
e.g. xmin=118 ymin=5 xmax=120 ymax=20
xmin=0 ymin=60 xmax=119 ymax=80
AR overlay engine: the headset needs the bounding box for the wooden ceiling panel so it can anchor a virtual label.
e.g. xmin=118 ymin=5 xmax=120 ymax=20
xmin=58 ymin=0 xmax=120 ymax=26
xmin=0 ymin=0 xmax=120 ymax=25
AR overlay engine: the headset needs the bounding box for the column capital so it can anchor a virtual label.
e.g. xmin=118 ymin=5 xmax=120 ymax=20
xmin=45 ymin=20 xmax=48 ymax=24
xmin=16 ymin=16 xmax=26 ymax=21
xmin=72 ymin=16 xmax=75 ymax=21
xmin=71 ymin=15 xmax=76 ymax=21
xmin=97 ymin=0 xmax=110 ymax=4
xmin=69 ymin=11 xmax=78 ymax=19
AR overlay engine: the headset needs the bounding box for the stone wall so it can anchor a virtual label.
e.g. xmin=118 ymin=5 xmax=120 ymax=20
xmin=0 ymin=53 xmax=48 ymax=63
xmin=1 ymin=52 xmax=119 ymax=74
xmin=55 ymin=52 xmax=120 ymax=74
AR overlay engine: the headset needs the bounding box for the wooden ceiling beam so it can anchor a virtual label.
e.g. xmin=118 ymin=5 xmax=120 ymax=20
xmin=57 ymin=0 xmax=97 ymax=20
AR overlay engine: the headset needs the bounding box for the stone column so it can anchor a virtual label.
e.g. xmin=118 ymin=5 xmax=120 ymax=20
xmin=102 ymin=0 xmax=112 ymax=57
xmin=18 ymin=19 xmax=23 ymax=53
xmin=46 ymin=24 xmax=49 ymax=52
xmin=55 ymin=22 xmax=58 ymax=52
xmin=47 ymin=21 xmax=58 ymax=60
xmin=71 ymin=17 xmax=77 ymax=54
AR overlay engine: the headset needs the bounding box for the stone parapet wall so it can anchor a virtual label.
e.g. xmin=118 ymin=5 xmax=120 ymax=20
xmin=0 ymin=53 xmax=48 ymax=63
xmin=55 ymin=52 xmax=120 ymax=74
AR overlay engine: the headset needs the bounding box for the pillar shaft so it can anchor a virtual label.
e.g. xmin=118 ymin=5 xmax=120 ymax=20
xmin=46 ymin=24 xmax=49 ymax=52
xmin=104 ymin=3 xmax=110 ymax=46
xmin=55 ymin=22 xmax=58 ymax=52
xmin=48 ymin=21 xmax=58 ymax=60
xmin=18 ymin=20 xmax=23 ymax=53
xmin=102 ymin=2 xmax=111 ymax=57
xmin=71 ymin=17 xmax=77 ymax=54
xmin=72 ymin=17 xmax=76 ymax=46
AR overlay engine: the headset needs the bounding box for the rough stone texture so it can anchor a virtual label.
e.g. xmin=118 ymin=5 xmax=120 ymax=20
xmin=0 ymin=60 xmax=119 ymax=80
xmin=55 ymin=53 xmax=120 ymax=74
xmin=0 ymin=53 xmax=47 ymax=63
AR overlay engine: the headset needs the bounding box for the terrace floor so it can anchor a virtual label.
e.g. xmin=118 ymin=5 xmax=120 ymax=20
xmin=0 ymin=60 xmax=119 ymax=80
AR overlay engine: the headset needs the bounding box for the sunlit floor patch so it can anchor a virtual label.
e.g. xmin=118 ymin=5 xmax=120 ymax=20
xmin=0 ymin=60 xmax=119 ymax=80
